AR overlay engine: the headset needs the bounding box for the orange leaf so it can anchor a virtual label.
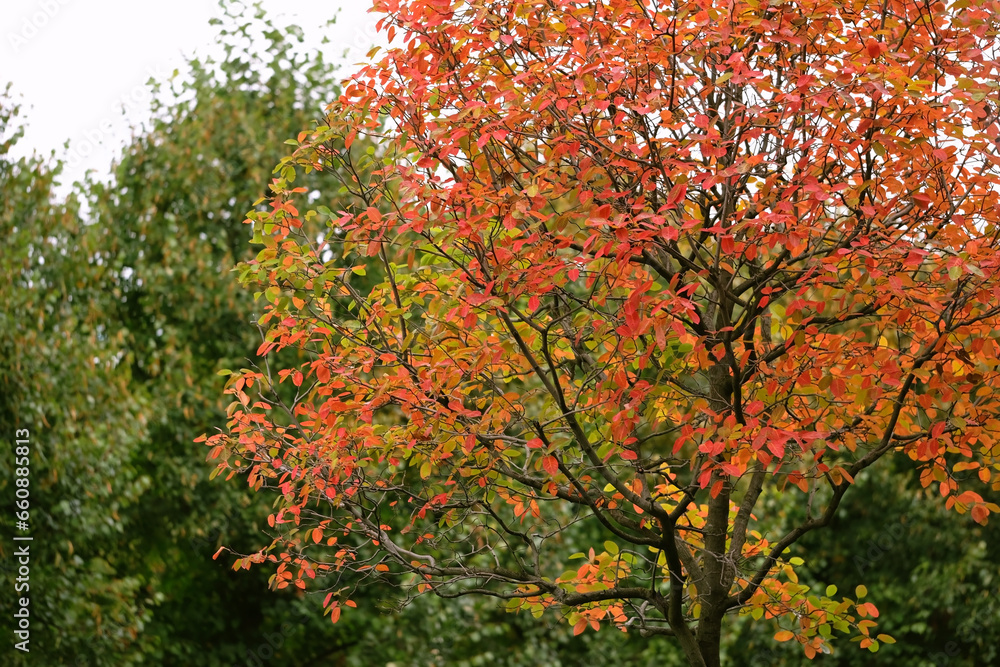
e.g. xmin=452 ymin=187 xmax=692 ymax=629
xmin=542 ymin=455 xmax=558 ymax=476
xmin=972 ymin=505 xmax=989 ymax=524
xmin=866 ymin=38 xmax=881 ymax=59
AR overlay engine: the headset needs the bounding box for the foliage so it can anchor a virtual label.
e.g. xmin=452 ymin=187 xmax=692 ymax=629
xmin=342 ymin=590 xmax=687 ymax=667
xmin=82 ymin=4 xmax=352 ymax=664
xmin=3 ymin=4 xmax=372 ymax=664
xmin=7 ymin=7 xmax=648 ymax=665
xmin=0 ymin=89 xmax=153 ymax=665
xmin=727 ymin=457 xmax=1000 ymax=666
xmin=207 ymin=0 xmax=1000 ymax=665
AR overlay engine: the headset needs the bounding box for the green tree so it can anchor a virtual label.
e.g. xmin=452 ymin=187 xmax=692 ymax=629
xmin=83 ymin=4 xmax=354 ymax=664
xmin=0 ymin=88 xmax=153 ymax=666
xmin=2 ymin=4 xmax=358 ymax=664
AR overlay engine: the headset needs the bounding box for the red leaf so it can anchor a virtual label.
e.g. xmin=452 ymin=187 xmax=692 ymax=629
xmin=972 ymin=505 xmax=989 ymax=524
xmin=666 ymin=182 xmax=688 ymax=207
xmin=542 ymin=455 xmax=558 ymax=476
xmin=830 ymin=377 xmax=846 ymax=398
xmin=767 ymin=440 xmax=785 ymax=459
xmin=866 ymin=38 xmax=881 ymax=59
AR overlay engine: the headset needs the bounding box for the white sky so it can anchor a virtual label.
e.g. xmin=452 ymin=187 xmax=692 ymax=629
xmin=0 ymin=0 xmax=387 ymax=186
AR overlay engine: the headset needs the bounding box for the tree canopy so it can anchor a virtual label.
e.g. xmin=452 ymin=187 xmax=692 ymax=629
xmin=7 ymin=0 xmax=1000 ymax=665
xmin=208 ymin=1 xmax=1000 ymax=664
xmin=3 ymin=6 xmax=359 ymax=664
xmin=0 ymin=87 xmax=152 ymax=665
xmin=7 ymin=7 xmax=664 ymax=665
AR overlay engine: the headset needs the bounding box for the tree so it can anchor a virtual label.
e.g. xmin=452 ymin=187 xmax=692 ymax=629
xmin=84 ymin=5 xmax=358 ymax=664
xmin=206 ymin=1 xmax=1000 ymax=665
xmin=1 ymin=89 xmax=153 ymax=665
xmin=7 ymin=7 xmax=692 ymax=665
xmin=3 ymin=6 xmax=370 ymax=664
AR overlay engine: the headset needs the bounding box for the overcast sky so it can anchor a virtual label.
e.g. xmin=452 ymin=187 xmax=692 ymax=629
xmin=0 ymin=0 xmax=386 ymax=186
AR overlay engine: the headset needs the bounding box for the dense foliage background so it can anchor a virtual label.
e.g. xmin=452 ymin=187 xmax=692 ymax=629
xmin=1 ymin=2 xmax=997 ymax=665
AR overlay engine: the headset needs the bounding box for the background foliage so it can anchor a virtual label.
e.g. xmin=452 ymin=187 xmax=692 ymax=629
xmin=2 ymin=2 xmax=998 ymax=665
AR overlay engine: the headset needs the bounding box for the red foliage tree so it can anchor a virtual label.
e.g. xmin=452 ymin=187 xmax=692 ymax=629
xmin=204 ymin=1 xmax=1000 ymax=663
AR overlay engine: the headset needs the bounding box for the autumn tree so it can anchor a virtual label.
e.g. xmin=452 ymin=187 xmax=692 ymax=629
xmin=206 ymin=1 xmax=1000 ymax=664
